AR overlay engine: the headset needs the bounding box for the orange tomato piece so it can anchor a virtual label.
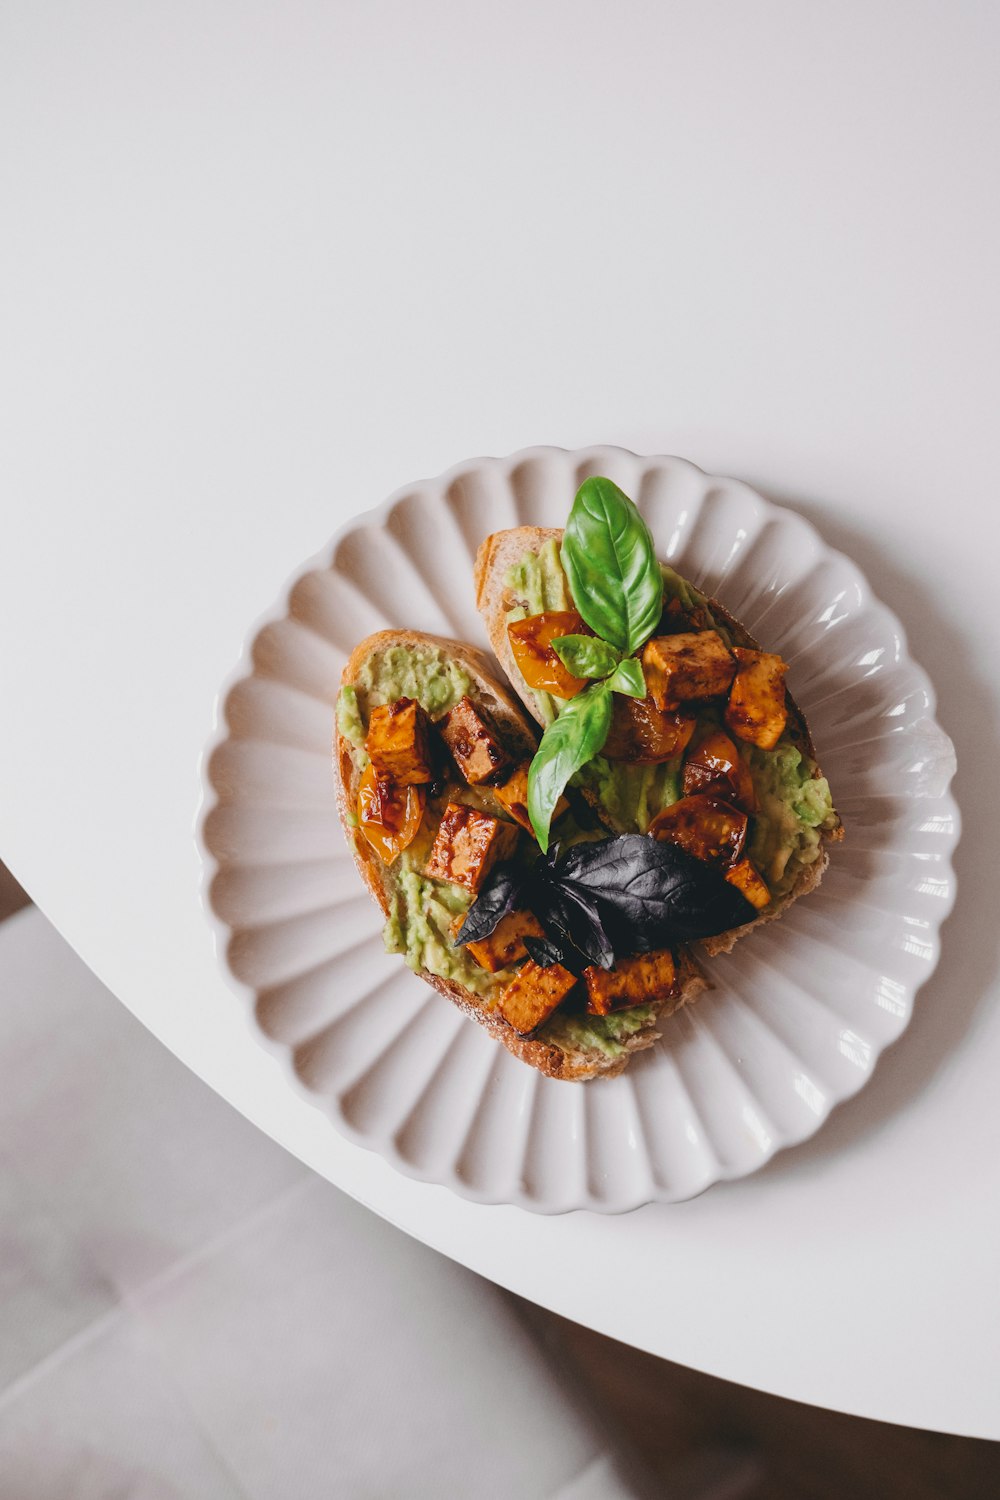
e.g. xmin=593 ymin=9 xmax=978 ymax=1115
xmin=648 ymin=793 xmax=748 ymax=867
xmin=682 ymin=728 xmax=756 ymax=811
xmin=725 ymin=857 xmax=771 ymax=910
xmin=602 ymin=695 xmax=697 ymax=763
xmin=507 ymin=611 xmax=590 ymax=699
xmin=357 ymin=762 xmax=425 ymax=865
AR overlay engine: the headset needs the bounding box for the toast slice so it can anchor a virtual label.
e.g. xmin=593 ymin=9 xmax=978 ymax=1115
xmin=335 ymin=630 xmax=708 ymax=1081
xmin=474 ymin=527 xmax=843 ymax=955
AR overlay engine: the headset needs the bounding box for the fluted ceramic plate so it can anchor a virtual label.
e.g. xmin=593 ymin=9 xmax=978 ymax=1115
xmin=197 ymin=447 xmax=958 ymax=1213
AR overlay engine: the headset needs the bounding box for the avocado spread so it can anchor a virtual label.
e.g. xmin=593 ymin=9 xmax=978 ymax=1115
xmin=357 ymin=642 xmax=472 ymax=718
xmin=504 ymin=538 xmax=574 ymax=725
xmin=503 ymin=546 xmax=837 ymax=896
xmin=336 ymin=685 xmax=366 ymax=750
xmin=382 ymin=855 xmax=502 ymax=995
xmin=336 ymin=642 xmax=473 ymax=769
xmin=542 ymin=1004 xmax=655 ymax=1058
xmin=337 ymin=644 xmax=511 ymax=998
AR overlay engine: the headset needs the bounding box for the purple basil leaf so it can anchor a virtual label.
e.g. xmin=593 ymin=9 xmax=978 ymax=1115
xmin=454 ymin=862 xmax=527 ymax=945
xmin=522 ymin=934 xmax=572 ymax=970
xmin=557 ymin=835 xmax=755 ymax=946
xmin=538 ymin=883 xmax=615 ymax=970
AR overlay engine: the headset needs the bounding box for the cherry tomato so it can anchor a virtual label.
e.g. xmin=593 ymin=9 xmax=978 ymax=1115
xmin=602 ymin=696 xmax=696 ymax=763
xmin=507 ymin=611 xmax=590 ymax=698
xmin=648 ymin=793 xmax=748 ymax=866
xmin=725 ymin=857 xmax=771 ymax=910
xmin=357 ymin=762 xmax=425 ymax=865
xmin=682 ymin=728 xmax=756 ymax=811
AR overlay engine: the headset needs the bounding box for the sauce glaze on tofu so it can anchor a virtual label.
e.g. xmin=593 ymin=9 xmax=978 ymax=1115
xmin=438 ymin=695 xmax=513 ymax=786
xmin=424 ymin=802 xmax=519 ymax=892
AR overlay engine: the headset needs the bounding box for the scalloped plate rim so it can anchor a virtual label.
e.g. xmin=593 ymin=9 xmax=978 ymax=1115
xmin=195 ymin=445 xmax=960 ymax=1215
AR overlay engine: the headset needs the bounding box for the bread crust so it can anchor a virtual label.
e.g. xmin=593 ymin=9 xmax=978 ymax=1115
xmin=334 ymin=630 xmax=707 ymax=1081
xmin=473 ymin=528 xmax=843 ymax=954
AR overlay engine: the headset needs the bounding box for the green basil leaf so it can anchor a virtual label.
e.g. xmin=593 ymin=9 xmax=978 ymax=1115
xmin=551 ymin=634 xmax=621 ymax=680
xmin=606 ymin=657 xmax=646 ymax=698
xmin=560 ymin=478 xmax=663 ymax=655
xmin=528 ymin=681 xmax=613 ymax=851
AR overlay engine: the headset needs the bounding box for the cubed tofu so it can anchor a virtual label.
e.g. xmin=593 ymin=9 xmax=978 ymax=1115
xmin=494 ymin=764 xmax=569 ymax=836
xmin=365 ymin=697 xmax=433 ymax=784
xmin=438 ymin=695 xmax=513 ymax=786
xmin=725 ymin=857 xmax=772 ymax=910
xmin=724 ymin=648 xmax=789 ymax=750
xmin=641 ymin=631 xmax=735 ymax=710
xmin=452 ymin=908 xmax=546 ymax=973
xmin=424 ymin=802 xmax=519 ymax=892
xmin=498 ymin=959 xmax=577 ymax=1035
xmin=583 ymin=949 xmax=676 ymax=1015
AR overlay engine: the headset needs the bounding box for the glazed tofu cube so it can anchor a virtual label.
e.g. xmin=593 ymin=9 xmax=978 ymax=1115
xmin=641 ymin=632 xmax=735 ymax=710
xmin=453 ymin=908 xmax=546 ymax=973
xmin=424 ymin=803 xmax=519 ymax=892
xmin=724 ymin=648 xmax=789 ymax=750
xmin=725 ymin=857 xmax=772 ymax=910
xmin=583 ymin=949 xmax=676 ymax=1015
xmin=498 ymin=960 xmax=577 ymax=1035
xmin=438 ymin=695 xmax=513 ymax=786
xmin=494 ymin=764 xmax=569 ymax=836
xmin=365 ymin=697 xmax=433 ymax=784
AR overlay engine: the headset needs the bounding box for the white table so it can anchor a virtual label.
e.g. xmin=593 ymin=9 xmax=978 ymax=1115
xmin=2 ymin=0 xmax=997 ymax=1439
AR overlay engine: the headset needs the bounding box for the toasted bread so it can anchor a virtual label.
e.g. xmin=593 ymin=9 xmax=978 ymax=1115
xmin=334 ymin=630 xmax=708 ymax=1081
xmin=473 ymin=527 xmax=843 ymax=955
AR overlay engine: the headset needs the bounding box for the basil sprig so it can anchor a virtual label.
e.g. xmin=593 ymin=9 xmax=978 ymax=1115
xmin=526 ymin=478 xmax=664 ymax=848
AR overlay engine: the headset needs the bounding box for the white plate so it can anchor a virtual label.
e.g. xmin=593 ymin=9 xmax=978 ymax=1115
xmin=197 ymin=447 xmax=959 ymax=1214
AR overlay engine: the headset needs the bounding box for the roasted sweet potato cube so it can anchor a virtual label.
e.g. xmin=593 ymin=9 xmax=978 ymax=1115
xmin=452 ymin=908 xmax=546 ymax=973
xmin=365 ymin=697 xmax=433 ymax=784
xmin=682 ymin=728 xmax=756 ymax=811
xmin=424 ymin=803 xmax=519 ymax=892
xmin=494 ymin=764 xmax=569 ymax=836
xmin=641 ymin=631 xmax=735 ymax=710
xmin=584 ymin=949 xmax=676 ymax=1015
xmin=725 ymin=857 xmax=772 ymax=910
xmin=725 ymin=648 xmax=789 ymax=750
xmin=498 ymin=959 xmax=577 ymax=1035
xmin=438 ymin=695 xmax=513 ymax=786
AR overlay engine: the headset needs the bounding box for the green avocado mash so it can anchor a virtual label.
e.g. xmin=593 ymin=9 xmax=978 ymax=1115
xmin=504 ymin=537 xmax=574 ymax=725
xmin=542 ymin=1004 xmax=655 ymax=1058
xmin=748 ymin=742 xmax=837 ymax=893
xmin=336 ymin=643 xmax=509 ymax=998
xmin=336 ymin=684 xmax=366 ymax=750
xmin=336 ymin=640 xmax=474 ymax=775
xmin=383 ymin=856 xmax=500 ymax=996
xmin=357 ymin=642 xmax=472 ymax=718
xmin=503 ymin=546 xmax=838 ymax=897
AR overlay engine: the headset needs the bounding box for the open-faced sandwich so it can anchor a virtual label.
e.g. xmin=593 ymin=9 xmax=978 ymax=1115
xmin=335 ymin=479 xmax=842 ymax=1080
